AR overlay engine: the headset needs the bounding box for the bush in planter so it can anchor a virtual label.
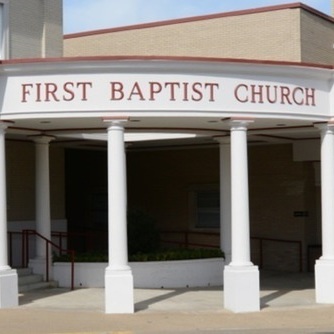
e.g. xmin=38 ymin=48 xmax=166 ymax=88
xmin=129 ymin=248 xmax=224 ymax=262
xmin=53 ymin=247 xmax=224 ymax=263
xmin=127 ymin=210 xmax=160 ymax=255
xmin=53 ymin=210 xmax=224 ymax=263
xmin=53 ymin=251 xmax=108 ymax=263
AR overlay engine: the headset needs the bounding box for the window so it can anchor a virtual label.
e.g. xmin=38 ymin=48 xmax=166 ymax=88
xmin=189 ymin=186 xmax=220 ymax=229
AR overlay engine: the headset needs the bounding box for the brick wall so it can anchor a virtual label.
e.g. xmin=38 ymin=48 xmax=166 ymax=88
xmin=127 ymin=144 xmax=318 ymax=271
xmin=6 ymin=141 xmax=65 ymax=221
xmin=300 ymin=10 xmax=334 ymax=65
xmin=8 ymin=0 xmax=62 ymax=58
xmin=6 ymin=141 xmax=35 ymax=220
xmin=127 ymin=146 xmax=220 ymax=231
xmin=64 ymin=8 xmax=302 ymax=62
xmin=248 ymin=144 xmax=318 ymax=271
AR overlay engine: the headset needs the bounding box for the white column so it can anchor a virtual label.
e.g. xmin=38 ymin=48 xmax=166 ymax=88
xmin=216 ymin=138 xmax=231 ymax=264
xmin=105 ymin=120 xmax=134 ymax=314
xmin=224 ymin=119 xmax=260 ymax=313
xmin=34 ymin=136 xmax=53 ymax=256
xmin=0 ymin=122 xmax=18 ymax=308
xmin=29 ymin=135 xmax=54 ymax=279
xmin=315 ymin=123 xmax=334 ymax=303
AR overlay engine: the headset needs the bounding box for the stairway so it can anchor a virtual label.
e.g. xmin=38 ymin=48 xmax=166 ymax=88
xmin=17 ymin=268 xmax=58 ymax=293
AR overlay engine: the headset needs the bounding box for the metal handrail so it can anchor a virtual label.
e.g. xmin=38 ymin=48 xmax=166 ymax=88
xmin=159 ymin=230 xmax=303 ymax=272
xmin=16 ymin=230 xmax=303 ymax=274
xmin=22 ymin=229 xmax=75 ymax=290
xmin=160 ymin=230 xmax=220 ymax=249
xmin=251 ymin=236 xmax=303 ymax=272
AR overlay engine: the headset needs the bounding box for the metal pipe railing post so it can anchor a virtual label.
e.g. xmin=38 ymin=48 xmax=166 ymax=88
xmin=70 ymin=250 xmax=75 ymax=290
xmin=18 ymin=229 xmax=74 ymax=288
xmin=46 ymin=239 xmax=49 ymax=282
xmin=21 ymin=231 xmax=25 ymax=268
xmin=8 ymin=232 xmax=12 ymax=267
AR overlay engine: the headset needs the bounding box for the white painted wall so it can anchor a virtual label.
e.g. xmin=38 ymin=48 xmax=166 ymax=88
xmin=53 ymin=258 xmax=225 ymax=289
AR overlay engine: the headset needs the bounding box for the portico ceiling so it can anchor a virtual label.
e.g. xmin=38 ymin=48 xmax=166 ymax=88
xmin=5 ymin=114 xmax=319 ymax=150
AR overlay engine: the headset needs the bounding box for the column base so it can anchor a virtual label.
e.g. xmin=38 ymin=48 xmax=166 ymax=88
xmin=0 ymin=269 xmax=18 ymax=308
xmin=224 ymin=253 xmax=232 ymax=265
xmin=315 ymin=259 xmax=334 ymax=303
xmin=224 ymin=264 xmax=260 ymax=313
xmin=105 ymin=266 xmax=134 ymax=314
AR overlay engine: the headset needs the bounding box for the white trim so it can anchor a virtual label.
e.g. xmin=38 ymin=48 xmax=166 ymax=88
xmin=0 ymin=60 xmax=331 ymax=123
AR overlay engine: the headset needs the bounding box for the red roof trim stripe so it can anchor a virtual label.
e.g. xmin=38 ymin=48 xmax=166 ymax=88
xmin=1 ymin=56 xmax=333 ymax=70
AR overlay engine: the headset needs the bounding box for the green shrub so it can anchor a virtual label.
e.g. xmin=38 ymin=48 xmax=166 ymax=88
xmin=53 ymin=248 xmax=224 ymax=263
xmin=129 ymin=248 xmax=224 ymax=262
xmin=127 ymin=210 xmax=160 ymax=255
xmin=53 ymin=251 xmax=108 ymax=263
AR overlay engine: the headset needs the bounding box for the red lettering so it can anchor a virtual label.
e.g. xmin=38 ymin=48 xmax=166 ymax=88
xmin=21 ymin=83 xmax=34 ymax=102
xmin=149 ymin=82 xmax=163 ymax=101
xmin=235 ymin=83 xmax=316 ymax=107
xmin=165 ymin=82 xmax=180 ymax=101
xmin=36 ymin=83 xmax=42 ymax=102
xmin=280 ymin=86 xmax=292 ymax=105
xmin=77 ymin=82 xmax=92 ymax=101
xmin=305 ymin=88 xmax=316 ymax=106
xmin=205 ymin=83 xmax=219 ymax=102
xmin=110 ymin=82 xmax=124 ymax=100
xmin=234 ymin=84 xmax=248 ymax=103
xmin=266 ymin=85 xmax=278 ymax=104
xmin=292 ymin=87 xmax=304 ymax=106
xmin=183 ymin=82 xmax=189 ymax=101
xmin=45 ymin=83 xmax=59 ymax=102
xmin=21 ymin=81 xmax=93 ymax=102
xmin=128 ymin=82 xmax=145 ymax=100
xmin=192 ymin=82 xmax=203 ymax=101
xmin=251 ymin=84 xmax=264 ymax=103
xmin=63 ymin=82 xmax=75 ymax=101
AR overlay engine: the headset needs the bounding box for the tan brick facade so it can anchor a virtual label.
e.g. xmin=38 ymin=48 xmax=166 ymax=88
xmin=8 ymin=0 xmax=62 ymax=59
xmin=6 ymin=141 xmax=65 ymax=221
xmin=6 ymin=141 xmax=35 ymax=221
xmin=64 ymin=5 xmax=333 ymax=65
xmin=127 ymin=143 xmax=317 ymax=272
xmin=300 ymin=10 xmax=334 ymax=64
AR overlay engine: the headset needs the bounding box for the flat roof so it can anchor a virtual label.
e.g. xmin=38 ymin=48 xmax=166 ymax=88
xmin=64 ymin=2 xmax=334 ymax=40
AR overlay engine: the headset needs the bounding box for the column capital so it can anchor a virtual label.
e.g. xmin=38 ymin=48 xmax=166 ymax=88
xmin=315 ymin=121 xmax=334 ymax=135
xmin=230 ymin=118 xmax=254 ymax=130
xmin=0 ymin=121 xmax=14 ymax=132
xmin=29 ymin=134 xmax=55 ymax=144
xmin=103 ymin=117 xmax=129 ymax=128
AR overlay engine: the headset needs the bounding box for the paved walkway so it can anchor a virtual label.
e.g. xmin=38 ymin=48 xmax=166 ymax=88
xmin=1 ymin=271 xmax=334 ymax=333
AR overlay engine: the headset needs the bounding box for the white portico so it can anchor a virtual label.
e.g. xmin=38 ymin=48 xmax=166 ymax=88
xmin=0 ymin=57 xmax=333 ymax=313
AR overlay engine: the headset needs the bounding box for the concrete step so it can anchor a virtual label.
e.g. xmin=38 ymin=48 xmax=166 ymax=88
xmin=19 ymin=272 xmax=44 ymax=285
xmin=16 ymin=267 xmax=33 ymax=276
xmin=17 ymin=267 xmax=58 ymax=293
xmin=19 ymin=280 xmax=58 ymax=293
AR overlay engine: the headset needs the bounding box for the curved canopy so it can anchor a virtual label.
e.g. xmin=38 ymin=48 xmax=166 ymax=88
xmin=0 ymin=57 xmax=332 ymax=147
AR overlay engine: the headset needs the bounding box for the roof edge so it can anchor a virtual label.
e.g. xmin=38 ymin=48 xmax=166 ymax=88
xmin=1 ymin=56 xmax=333 ymax=70
xmin=64 ymin=2 xmax=334 ymax=40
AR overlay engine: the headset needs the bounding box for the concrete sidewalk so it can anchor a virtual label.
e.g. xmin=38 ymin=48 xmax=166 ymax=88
xmin=1 ymin=271 xmax=334 ymax=333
